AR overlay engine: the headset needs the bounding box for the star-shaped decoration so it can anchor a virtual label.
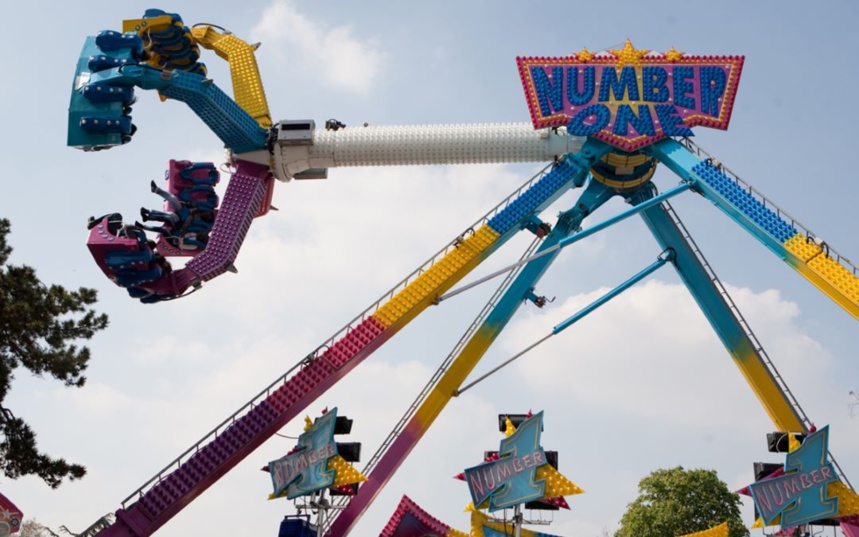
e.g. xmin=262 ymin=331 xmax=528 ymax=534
xmin=610 ymin=39 xmax=649 ymax=67
xmin=461 ymin=412 xmax=582 ymax=512
xmin=576 ymin=46 xmax=594 ymax=62
xmin=265 ymin=407 xmax=367 ymax=500
xmin=664 ymin=46 xmax=684 ymax=62
xmin=744 ymin=426 xmax=841 ymax=528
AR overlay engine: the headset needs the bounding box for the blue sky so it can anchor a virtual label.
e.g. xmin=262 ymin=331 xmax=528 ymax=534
xmin=1 ymin=1 xmax=858 ymax=536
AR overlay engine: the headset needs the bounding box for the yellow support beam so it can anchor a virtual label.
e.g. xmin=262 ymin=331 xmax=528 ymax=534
xmin=191 ymin=26 xmax=272 ymax=128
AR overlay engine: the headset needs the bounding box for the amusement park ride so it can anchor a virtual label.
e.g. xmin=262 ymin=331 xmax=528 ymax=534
xmin=59 ymin=7 xmax=859 ymax=537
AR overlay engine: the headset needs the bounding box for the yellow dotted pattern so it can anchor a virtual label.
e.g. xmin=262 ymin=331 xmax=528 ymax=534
xmin=373 ymin=226 xmax=499 ymax=327
xmin=447 ymin=526 xmax=470 ymax=537
xmin=784 ymin=234 xmax=859 ymax=317
xmin=831 ymin=481 xmax=859 ymax=517
xmin=327 ymin=454 xmax=368 ymax=487
xmin=191 ymin=26 xmax=272 ymax=128
xmin=470 ymin=511 xmax=489 ymax=537
xmin=784 ymin=234 xmax=821 ymax=262
xmin=679 ymin=522 xmax=728 ymax=537
xmin=536 ymin=464 xmax=584 ymax=498
xmin=807 ymin=254 xmax=859 ymax=305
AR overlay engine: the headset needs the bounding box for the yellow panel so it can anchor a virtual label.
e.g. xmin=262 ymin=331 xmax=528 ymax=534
xmin=783 ymin=235 xmax=859 ymax=319
xmin=122 ymin=15 xmax=175 ymax=34
xmin=679 ymin=522 xmax=728 ymax=537
xmin=808 ymin=254 xmax=859 ymax=304
xmin=784 ymin=234 xmax=822 ymax=262
xmin=832 ymin=481 xmax=859 ymax=517
xmin=191 ymin=26 xmax=272 ymax=128
xmin=374 ymin=226 xmax=500 ymax=326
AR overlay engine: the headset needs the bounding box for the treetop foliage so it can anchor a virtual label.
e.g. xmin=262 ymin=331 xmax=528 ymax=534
xmin=0 ymin=217 xmax=109 ymax=487
xmin=616 ymin=466 xmax=749 ymax=537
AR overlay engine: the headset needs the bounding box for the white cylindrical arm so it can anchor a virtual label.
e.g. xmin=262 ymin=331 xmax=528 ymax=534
xmin=272 ymin=122 xmax=585 ymax=181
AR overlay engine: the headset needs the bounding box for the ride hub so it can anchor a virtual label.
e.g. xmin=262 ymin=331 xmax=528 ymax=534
xmin=518 ymin=40 xmax=744 ymax=151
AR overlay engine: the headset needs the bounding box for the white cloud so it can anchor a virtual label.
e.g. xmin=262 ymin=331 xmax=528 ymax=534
xmin=503 ymin=280 xmax=832 ymax=432
xmin=251 ymin=0 xmax=386 ymax=95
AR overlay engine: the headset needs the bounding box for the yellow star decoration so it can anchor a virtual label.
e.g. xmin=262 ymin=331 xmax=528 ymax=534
xmin=537 ymin=463 xmax=584 ymax=497
xmin=610 ymin=39 xmax=649 ymax=67
xmin=664 ymin=46 xmax=685 ymax=62
xmin=467 ymin=418 xmax=584 ymax=511
xmin=328 ymin=454 xmax=368 ymax=487
xmin=303 ymin=415 xmax=314 ymax=431
xmin=788 ymin=432 xmax=802 ymax=452
xmin=504 ymin=418 xmax=517 ymax=438
xmin=577 ymin=46 xmax=594 ymax=62
xmin=679 ymin=522 xmax=729 ymax=537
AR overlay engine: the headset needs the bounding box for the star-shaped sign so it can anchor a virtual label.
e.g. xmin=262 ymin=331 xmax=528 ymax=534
xmin=463 ymin=412 xmax=582 ymax=512
xmin=747 ymin=426 xmax=839 ymax=528
xmin=266 ymin=407 xmax=367 ymax=500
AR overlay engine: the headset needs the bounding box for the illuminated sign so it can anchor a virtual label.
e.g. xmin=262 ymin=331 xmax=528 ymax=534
xmin=465 ymin=412 xmax=547 ymax=511
xmin=268 ymin=409 xmax=338 ymax=499
xmin=748 ymin=426 xmax=839 ymax=527
xmin=0 ymin=492 xmax=22 ymax=535
xmin=517 ymin=40 xmax=744 ymax=151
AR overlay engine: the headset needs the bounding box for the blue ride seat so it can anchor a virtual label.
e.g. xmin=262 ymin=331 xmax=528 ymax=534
xmin=115 ymin=265 xmax=162 ymax=287
xmin=95 ymin=30 xmax=144 ymax=55
xmin=139 ymin=292 xmax=174 ymax=304
xmin=105 ymin=248 xmax=155 ymax=270
xmin=179 ymin=185 xmax=219 ymax=207
xmin=184 ymin=218 xmax=214 ymax=234
xmin=82 ymin=82 xmax=135 ymax=104
xmin=88 ymin=54 xmax=138 ymax=73
xmin=152 ymin=34 xmax=193 ymax=52
xmin=79 ymin=115 xmax=133 ymax=136
xmin=179 ymin=163 xmax=219 ymax=185
xmin=142 ymin=8 xmax=184 ymax=25
xmin=69 ymin=32 xmax=142 ymax=150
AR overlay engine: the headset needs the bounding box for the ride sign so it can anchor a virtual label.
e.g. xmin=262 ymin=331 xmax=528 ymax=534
xmin=747 ymin=426 xmax=839 ymax=528
xmin=268 ymin=409 xmax=338 ymax=499
xmin=465 ymin=412 xmax=547 ymax=511
xmin=517 ymin=40 xmax=744 ymax=151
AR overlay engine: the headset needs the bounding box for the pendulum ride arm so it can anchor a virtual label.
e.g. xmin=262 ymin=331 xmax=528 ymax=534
xmin=633 ymin=186 xmax=806 ymax=433
xmin=272 ymin=123 xmax=587 ymax=181
xmin=93 ymin=147 xmax=599 ymax=537
xmin=630 ymin=182 xmax=851 ymax=487
xmin=650 ymin=138 xmax=859 ymax=321
xmin=325 ymin=145 xmax=617 ymax=537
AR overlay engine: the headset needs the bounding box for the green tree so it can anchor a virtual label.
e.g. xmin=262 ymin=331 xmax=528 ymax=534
xmin=0 ymin=218 xmax=109 ymax=487
xmin=616 ymin=466 xmax=749 ymax=537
